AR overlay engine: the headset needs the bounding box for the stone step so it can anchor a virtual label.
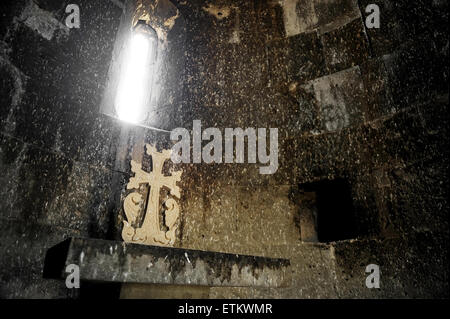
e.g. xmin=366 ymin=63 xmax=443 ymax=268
xmin=44 ymin=237 xmax=291 ymax=288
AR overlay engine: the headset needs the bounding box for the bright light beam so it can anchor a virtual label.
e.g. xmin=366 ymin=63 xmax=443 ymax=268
xmin=115 ymin=33 xmax=151 ymax=124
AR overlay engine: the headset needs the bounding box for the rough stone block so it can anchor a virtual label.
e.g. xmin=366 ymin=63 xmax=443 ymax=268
xmin=321 ymin=19 xmax=369 ymax=74
xmin=307 ymin=66 xmax=367 ymax=132
xmin=44 ymin=237 xmax=291 ymax=287
xmin=287 ymin=30 xmax=327 ymax=83
xmin=333 ymin=233 xmax=449 ymax=298
xmin=0 ymin=219 xmax=80 ymax=299
xmin=314 ymin=0 xmax=360 ymax=34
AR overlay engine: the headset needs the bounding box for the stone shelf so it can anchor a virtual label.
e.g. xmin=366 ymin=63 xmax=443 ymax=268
xmin=44 ymin=237 xmax=291 ymax=288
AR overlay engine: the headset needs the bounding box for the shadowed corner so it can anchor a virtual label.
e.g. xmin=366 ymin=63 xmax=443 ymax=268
xmin=42 ymin=238 xmax=72 ymax=280
xmin=43 ymin=238 xmax=122 ymax=299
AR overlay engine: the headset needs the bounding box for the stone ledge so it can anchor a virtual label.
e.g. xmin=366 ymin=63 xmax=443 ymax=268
xmin=43 ymin=237 xmax=291 ymax=288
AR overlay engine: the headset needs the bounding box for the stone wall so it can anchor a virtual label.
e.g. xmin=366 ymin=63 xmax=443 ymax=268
xmin=0 ymin=0 xmax=448 ymax=298
xmin=0 ymin=0 xmax=126 ymax=298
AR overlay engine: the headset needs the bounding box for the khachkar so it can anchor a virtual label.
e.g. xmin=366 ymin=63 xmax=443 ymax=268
xmin=122 ymin=144 xmax=182 ymax=246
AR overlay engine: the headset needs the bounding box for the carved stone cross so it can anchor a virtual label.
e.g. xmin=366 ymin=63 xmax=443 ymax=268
xmin=122 ymin=144 xmax=182 ymax=246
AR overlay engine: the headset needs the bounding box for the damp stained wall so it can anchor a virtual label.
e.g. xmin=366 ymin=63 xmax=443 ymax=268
xmin=0 ymin=0 xmax=448 ymax=298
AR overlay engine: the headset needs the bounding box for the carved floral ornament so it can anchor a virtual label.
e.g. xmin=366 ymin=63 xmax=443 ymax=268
xmin=121 ymin=144 xmax=182 ymax=247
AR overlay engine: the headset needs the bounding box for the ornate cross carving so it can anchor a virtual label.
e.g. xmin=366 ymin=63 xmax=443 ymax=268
xmin=122 ymin=144 xmax=182 ymax=246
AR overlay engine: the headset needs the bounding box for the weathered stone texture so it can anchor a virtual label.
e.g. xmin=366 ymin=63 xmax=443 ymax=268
xmin=46 ymin=237 xmax=290 ymax=287
xmin=0 ymin=0 xmax=448 ymax=298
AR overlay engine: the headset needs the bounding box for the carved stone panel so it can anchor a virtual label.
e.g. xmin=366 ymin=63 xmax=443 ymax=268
xmin=122 ymin=144 xmax=182 ymax=246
